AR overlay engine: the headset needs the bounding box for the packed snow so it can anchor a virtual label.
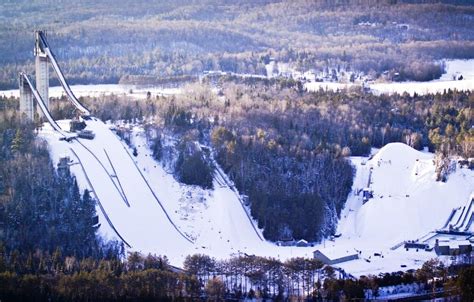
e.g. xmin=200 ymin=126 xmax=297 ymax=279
xmin=38 ymin=119 xmax=474 ymax=276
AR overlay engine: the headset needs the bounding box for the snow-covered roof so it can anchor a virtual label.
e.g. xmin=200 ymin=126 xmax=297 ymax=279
xmin=314 ymin=248 xmax=358 ymax=260
xmin=438 ymin=240 xmax=472 ymax=249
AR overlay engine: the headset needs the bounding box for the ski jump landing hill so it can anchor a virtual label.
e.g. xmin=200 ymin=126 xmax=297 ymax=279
xmin=23 ymin=31 xmax=269 ymax=262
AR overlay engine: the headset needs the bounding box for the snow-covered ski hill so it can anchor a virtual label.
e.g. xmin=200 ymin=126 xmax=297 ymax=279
xmin=39 ymin=121 xmax=474 ymax=276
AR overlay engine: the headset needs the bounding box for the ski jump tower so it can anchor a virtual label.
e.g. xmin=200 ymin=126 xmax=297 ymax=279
xmin=19 ymin=30 xmax=90 ymax=121
xmin=19 ymin=31 xmax=49 ymax=120
xmin=34 ymin=30 xmax=49 ymax=116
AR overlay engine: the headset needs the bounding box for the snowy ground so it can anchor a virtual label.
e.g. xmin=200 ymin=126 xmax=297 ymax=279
xmin=333 ymin=143 xmax=473 ymax=276
xmin=369 ymin=59 xmax=474 ymax=96
xmin=38 ymin=120 xmax=474 ymax=276
xmin=304 ymin=59 xmax=474 ymax=95
xmin=1 ymin=84 xmax=181 ymax=99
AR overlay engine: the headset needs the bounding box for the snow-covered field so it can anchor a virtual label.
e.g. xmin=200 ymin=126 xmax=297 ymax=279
xmin=0 ymin=84 xmax=181 ymax=99
xmin=38 ymin=120 xmax=474 ymax=276
xmin=369 ymin=59 xmax=474 ymax=96
xmin=304 ymin=59 xmax=474 ymax=95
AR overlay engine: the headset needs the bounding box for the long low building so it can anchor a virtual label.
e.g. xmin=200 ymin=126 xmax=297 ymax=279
xmin=434 ymin=239 xmax=473 ymax=256
xmin=313 ymin=248 xmax=359 ymax=265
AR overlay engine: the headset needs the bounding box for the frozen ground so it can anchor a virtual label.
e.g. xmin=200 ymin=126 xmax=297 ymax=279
xmin=38 ymin=120 xmax=474 ymax=276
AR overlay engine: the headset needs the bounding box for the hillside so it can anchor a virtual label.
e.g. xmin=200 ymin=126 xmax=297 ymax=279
xmin=1 ymin=0 xmax=474 ymax=88
xmin=339 ymin=143 xmax=473 ymax=241
xmin=39 ymin=121 xmax=474 ymax=275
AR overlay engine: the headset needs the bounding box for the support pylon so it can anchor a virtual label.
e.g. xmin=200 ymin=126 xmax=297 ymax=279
xmin=19 ymin=73 xmax=34 ymax=120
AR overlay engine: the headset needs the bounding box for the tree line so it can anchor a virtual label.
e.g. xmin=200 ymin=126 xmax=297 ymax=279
xmin=1 ymin=249 xmax=473 ymax=301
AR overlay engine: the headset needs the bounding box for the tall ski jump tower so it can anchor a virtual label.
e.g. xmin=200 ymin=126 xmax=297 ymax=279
xmin=34 ymin=30 xmax=49 ymax=116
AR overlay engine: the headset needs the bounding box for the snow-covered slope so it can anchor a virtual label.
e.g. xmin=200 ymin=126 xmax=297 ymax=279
xmin=338 ymin=143 xmax=473 ymax=246
xmin=128 ymin=127 xmax=267 ymax=253
xmin=39 ymin=122 xmax=474 ymax=275
xmin=40 ymin=120 xmax=194 ymax=258
xmin=40 ymin=120 xmax=286 ymax=262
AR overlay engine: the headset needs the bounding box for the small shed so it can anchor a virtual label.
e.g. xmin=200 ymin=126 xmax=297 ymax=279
xmin=434 ymin=243 xmax=450 ymax=256
xmin=313 ymin=249 xmax=359 ymax=265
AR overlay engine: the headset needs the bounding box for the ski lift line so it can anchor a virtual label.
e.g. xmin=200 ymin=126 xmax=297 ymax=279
xmin=117 ymin=139 xmax=194 ymax=244
xmin=74 ymin=139 xmax=130 ymax=207
xmin=69 ymin=147 xmax=132 ymax=248
xmin=21 ymin=73 xmax=73 ymax=138
xmin=103 ymin=148 xmax=130 ymax=207
xmin=38 ymin=32 xmax=90 ymax=115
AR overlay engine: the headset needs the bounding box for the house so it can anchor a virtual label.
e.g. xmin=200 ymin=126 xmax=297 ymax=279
xmin=313 ymin=249 xmax=359 ymax=265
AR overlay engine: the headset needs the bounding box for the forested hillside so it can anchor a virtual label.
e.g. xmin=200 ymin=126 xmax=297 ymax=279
xmin=1 ymin=0 xmax=473 ymax=89
xmin=37 ymin=77 xmax=473 ymax=242
xmin=0 ymin=100 xmax=123 ymax=266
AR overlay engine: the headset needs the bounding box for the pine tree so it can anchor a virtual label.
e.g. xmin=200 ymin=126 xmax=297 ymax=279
xmin=11 ymin=129 xmax=23 ymax=153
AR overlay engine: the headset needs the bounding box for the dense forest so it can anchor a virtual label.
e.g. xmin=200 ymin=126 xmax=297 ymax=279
xmin=1 ymin=0 xmax=474 ymax=89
